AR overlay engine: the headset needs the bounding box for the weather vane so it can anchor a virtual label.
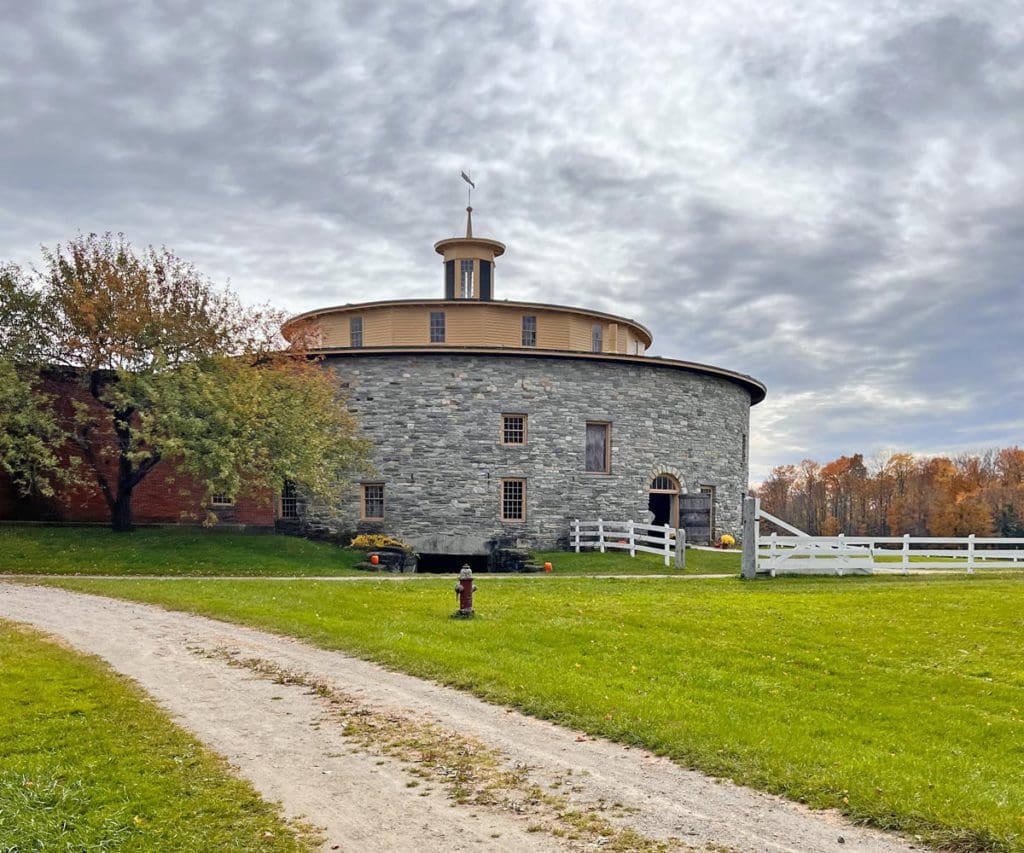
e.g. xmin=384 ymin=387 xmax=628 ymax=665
xmin=461 ymin=169 xmax=475 ymax=208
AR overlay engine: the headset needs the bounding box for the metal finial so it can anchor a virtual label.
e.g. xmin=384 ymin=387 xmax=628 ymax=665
xmin=460 ymin=169 xmax=475 ymax=211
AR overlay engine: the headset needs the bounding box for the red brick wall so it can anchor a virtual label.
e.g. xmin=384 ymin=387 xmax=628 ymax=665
xmin=0 ymin=375 xmax=275 ymax=527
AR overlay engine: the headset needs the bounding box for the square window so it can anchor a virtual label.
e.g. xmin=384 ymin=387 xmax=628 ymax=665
xmin=585 ymin=422 xmax=611 ymax=473
xmin=430 ymin=311 xmax=446 ymax=343
xmin=362 ymin=483 xmax=385 ymax=520
xmin=501 ymin=478 xmax=525 ymax=521
xmin=502 ymin=414 xmax=526 ymax=445
xmin=350 ymin=316 xmax=363 ymax=348
xmin=521 ymin=315 xmax=537 ymax=347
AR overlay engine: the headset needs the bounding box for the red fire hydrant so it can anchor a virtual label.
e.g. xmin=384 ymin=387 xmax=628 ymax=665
xmin=453 ymin=564 xmax=477 ymax=618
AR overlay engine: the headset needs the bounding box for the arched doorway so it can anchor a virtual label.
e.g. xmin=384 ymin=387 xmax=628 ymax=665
xmin=648 ymin=474 xmax=680 ymax=528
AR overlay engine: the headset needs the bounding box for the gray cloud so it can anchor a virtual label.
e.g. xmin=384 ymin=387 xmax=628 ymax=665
xmin=2 ymin=0 xmax=1022 ymax=480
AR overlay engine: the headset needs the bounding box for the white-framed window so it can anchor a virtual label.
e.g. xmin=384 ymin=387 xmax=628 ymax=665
xmin=592 ymin=324 xmax=603 ymax=352
xmin=501 ymin=478 xmax=526 ymax=522
xmin=430 ymin=311 xmax=446 ymax=343
xmin=460 ymin=260 xmax=474 ymax=298
xmin=350 ymin=316 xmax=363 ymax=348
xmin=585 ymin=422 xmax=611 ymax=473
xmin=279 ymin=479 xmax=303 ymax=519
xmin=361 ymin=483 xmax=385 ymax=520
xmin=502 ymin=414 xmax=527 ymax=445
xmin=522 ymin=315 xmax=537 ymax=347
xmin=211 ymin=493 xmax=234 ymax=507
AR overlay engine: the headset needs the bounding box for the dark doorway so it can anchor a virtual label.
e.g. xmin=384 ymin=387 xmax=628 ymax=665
xmin=416 ymin=553 xmax=489 ymax=574
xmin=648 ymin=492 xmax=672 ymax=527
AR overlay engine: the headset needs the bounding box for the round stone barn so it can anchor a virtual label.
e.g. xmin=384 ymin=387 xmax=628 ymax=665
xmin=282 ymin=210 xmax=765 ymax=564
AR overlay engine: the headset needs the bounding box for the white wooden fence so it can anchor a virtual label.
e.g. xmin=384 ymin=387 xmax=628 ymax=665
xmin=570 ymin=519 xmax=685 ymax=568
xmin=741 ymin=497 xmax=1024 ymax=577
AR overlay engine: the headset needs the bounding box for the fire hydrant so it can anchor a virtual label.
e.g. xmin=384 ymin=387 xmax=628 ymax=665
xmin=453 ymin=564 xmax=477 ymax=618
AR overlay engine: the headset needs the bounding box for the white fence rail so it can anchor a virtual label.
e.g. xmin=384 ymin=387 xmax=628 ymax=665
xmin=570 ymin=519 xmax=685 ymax=568
xmin=743 ymin=498 xmax=1024 ymax=577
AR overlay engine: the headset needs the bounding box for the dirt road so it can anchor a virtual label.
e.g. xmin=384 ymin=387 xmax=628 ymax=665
xmin=0 ymin=583 xmax=920 ymax=852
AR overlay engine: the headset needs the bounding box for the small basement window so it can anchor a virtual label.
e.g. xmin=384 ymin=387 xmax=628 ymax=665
xmin=501 ymin=478 xmax=526 ymax=522
xmin=430 ymin=311 xmax=446 ymax=343
xmin=361 ymin=483 xmax=385 ymax=520
xmin=502 ymin=414 xmax=526 ymax=445
xmin=585 ymin=422 xmax=611 ymax=473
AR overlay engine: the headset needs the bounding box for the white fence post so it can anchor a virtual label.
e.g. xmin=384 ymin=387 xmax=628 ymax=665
xmin=837 ymin=533 xmax=846 ymax=577
xmin=769 ymin=532 xmax=777 ymax=573
xmin=598 ymin=518 xmax=605 ymax=553
xmin=741 ymin=496 xmax=758 ymax=579
xmin=967 ymin=533 xmax=975 ymax=574
xmin=572 ymin=519 xmax=580 ymax=553
xmin=902 ymin=533 xmax=910 ymax=575
xmin=663 ymin=523 xmax=671 ymax=567
xmin=628 ymin=520 xmax=636 ymax=557
xmin=675 ymin=527 xmax=686 ymax=569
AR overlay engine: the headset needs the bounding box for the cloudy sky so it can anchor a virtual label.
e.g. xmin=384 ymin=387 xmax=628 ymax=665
xmin=2 ymin=0 xmax=1022 ymax=481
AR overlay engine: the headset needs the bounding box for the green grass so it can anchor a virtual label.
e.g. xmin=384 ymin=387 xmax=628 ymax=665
xmin=0 ymin=526 xmax=363 ymax=576
xmin=0 ymin=524 xmax=739 ymax=576
xmin=0 ymin=620 xmax=310 ymax=851
xmin=533 ymin=547 xmax=739 ymax=574
xmin=44 ymin=574 xmax=1024 ymax=850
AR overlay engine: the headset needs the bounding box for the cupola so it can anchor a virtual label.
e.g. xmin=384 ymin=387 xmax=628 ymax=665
xmin=433 ymin=206 xmax=506 ymax=301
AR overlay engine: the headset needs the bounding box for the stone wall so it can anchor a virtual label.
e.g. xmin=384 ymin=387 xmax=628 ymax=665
xmin=305 ymin=353 xmax=752 ymax=553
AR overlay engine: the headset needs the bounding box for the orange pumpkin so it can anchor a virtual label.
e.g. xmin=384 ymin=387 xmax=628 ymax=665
xmin=370 ymin=553 xmax=380 ymax=566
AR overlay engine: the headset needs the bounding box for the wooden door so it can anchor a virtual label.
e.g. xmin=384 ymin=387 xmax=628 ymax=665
xmin=679 ymin=495 xmax=712 ymax=544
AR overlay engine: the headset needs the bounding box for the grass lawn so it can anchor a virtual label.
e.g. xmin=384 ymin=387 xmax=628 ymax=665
xmin=533 ymin=547 xmax=739 ymax=575
xmin=0 ymin=620 xmax=310 ymax=851
xmin=0 ymin=524 xmax=740 ymax=576
xmin=45 ymin=573 xmax=1024 ymax=851
xmin=0 ymin=526 xmax=363 ymax=576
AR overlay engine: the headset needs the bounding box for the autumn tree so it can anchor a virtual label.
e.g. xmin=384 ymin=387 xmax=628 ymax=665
xmin=0 ymin=233 xmax=368 ymax=531
xmin=754 ymin=447 xmax=1022 ymax=537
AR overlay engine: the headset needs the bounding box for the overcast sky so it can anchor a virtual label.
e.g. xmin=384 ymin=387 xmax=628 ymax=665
xmin=2 ymin=0 xmax=1022 ymax=481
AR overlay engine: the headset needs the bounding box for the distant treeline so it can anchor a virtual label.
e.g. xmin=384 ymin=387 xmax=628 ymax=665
xmin=754 ymin=448 xmax=1024 ymax=537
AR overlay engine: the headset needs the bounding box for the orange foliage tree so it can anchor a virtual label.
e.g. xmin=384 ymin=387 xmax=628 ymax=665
xmin=0 ymin=234 xmax=368 ymax=531
xmin=757 ymin=448 xmax=1023 ymax=536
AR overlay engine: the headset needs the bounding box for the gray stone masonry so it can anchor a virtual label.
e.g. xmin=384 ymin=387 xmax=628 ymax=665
xmin=305 ymin=353 xmax=752 ymax=553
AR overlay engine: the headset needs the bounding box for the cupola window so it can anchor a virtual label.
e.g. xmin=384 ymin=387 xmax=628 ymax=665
xmin=460 ymin=260 xmax=474 ymax=298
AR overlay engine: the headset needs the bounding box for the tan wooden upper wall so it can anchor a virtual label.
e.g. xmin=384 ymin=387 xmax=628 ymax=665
xmin=289 ymin=300 xmax=652 ymax=355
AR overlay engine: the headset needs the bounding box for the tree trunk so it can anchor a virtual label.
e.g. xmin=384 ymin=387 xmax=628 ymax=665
xmin=111 ymin=486 xmax=134 ymax=532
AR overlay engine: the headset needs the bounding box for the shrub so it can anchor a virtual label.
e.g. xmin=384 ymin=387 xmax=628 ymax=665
xmin=349 ymin=534 xmax=412 ymax=551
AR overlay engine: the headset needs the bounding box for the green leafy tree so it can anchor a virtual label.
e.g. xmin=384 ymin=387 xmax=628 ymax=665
xmin=0 ymin=233 xmax=368 ymax=531
xmin=0 ymin=265 xmax=67 ymax=497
